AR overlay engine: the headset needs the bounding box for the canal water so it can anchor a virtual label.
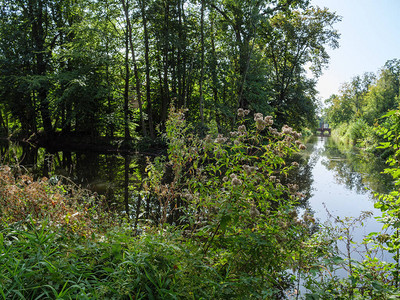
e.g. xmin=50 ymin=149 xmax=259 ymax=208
xmin=0 ymin=136 xmax=393 ymax=245
xmin=299 ymin=135 xmax=392 ymax=265
xmin=304 ymin=136 xmax=389 ymax=226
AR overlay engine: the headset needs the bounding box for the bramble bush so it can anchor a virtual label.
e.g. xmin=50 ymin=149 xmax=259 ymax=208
xmin=0 ymin=164 xmax=117 ymax=236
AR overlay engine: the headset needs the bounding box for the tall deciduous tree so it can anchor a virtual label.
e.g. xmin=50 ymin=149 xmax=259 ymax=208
xmin=263 ymin=7 xmax=341 ymax=128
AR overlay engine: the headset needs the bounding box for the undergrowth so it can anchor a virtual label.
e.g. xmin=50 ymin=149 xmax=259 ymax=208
xmin=3 ymin=108 xmax=400 ymax=299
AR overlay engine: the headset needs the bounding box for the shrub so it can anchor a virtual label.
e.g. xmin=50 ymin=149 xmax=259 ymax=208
xmin=144 ymin=106 xmax=314 ymax=297
xmin=0 ymin=165 xmax=115 ymax=236
xmin=348 ymin=118 xmax=370 ymax=145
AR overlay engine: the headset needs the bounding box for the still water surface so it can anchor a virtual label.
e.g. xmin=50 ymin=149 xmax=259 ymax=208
xmin=306 ymin=136 xmax=389 ymax=225
xmin=300 ymin=136 xmax=392 ymax=262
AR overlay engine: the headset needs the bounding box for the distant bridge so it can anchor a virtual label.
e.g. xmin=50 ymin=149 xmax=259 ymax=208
xmin=316 ymin=127 xmax=331 ymax=136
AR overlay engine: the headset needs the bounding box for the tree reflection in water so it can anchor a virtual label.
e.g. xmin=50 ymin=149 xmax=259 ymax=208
xmin=0 ymin=137 xmax=392 ymax=226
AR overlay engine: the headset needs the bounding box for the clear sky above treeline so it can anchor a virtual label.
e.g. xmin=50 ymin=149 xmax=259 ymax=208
xmin=311 ymin=0 xmax=400 ymax=101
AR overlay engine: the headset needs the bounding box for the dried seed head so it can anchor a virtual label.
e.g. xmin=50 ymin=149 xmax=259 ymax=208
xmin=237 ymin=108 xmax=245 ymax=117
xmin=255 ymin=118 xmax=267 ymax=131
xmin=287 ymin=183 xmax=299 ymax=192
xmin=289 ymin=210 xmax=298 ymax=219
xmin=293 ymin=131 xmax=302 ymax=139
xmin=264 ymin=116 xmax=274 ymax=126
xmin=184 ymin=193 xmax=193 ymax=201
xmin=250 ymin=205 xmax=260 ymax=218
xmin=282 ymin=125 xmax=293 ymax=135
xmin=254 ymin=112 xmax=263 ymax=121
xmin=269 ymin=127 xmax=279 ymax=136
xmin=214 ymin=134 xmax=228 ymax=144
xmin=243 ymin=164 xmax=253 ymax=175
xmin=231 ymin=177 xmax=242 ymax=186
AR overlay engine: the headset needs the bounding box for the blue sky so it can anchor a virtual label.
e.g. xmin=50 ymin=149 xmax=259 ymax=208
xmin=310 ymin=0 xmax=400 ymax=101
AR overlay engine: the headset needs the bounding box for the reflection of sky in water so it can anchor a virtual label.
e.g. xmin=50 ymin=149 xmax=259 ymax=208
xmin=295 ymin=136 xmax=392 ymax=294
xmin=310 ymin=140 xmax=377 ymax=217
xmin=307 ymin=137 xmax=385 ymax=259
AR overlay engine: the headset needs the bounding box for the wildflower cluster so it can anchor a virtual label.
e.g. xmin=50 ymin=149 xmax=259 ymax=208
xmin=214 ymin=134 xmax=228 ymax=144
xmin=237 ymin=108 xmax=250 ymax=117
xmin=279 ymin=125 xmax=307 ymax=150
xmin=230 ymin=173 xmax=242 ymax=186
xmin=243 ymin=164 xmax=257 ymax=175
xmin=143 ymin=106 xmax=313 ymax=298
xmin=254 ymin=112 xmax=274 ymax=131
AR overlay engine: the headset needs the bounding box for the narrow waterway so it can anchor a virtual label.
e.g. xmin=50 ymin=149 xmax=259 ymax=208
xmin=308 ymin=137 xmax=381 ymax=220
xmin=300 ymin=136 xmax=392 ymax=263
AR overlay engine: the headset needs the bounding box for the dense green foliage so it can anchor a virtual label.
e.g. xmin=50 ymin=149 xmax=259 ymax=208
xmin=0 ymin=109 xmax=318 ymax=298
xmin=323 ymin=59 xmax=400 ymax=150
xmin=142 ymin=108 xmax=315 ymax=297
xmin=0 ymin=0 xmax=340 ymax=140
xmin=4 ymin=108 xmax=400 ymax=298
xmin=7 ymin=1 xmax=400 ymax=298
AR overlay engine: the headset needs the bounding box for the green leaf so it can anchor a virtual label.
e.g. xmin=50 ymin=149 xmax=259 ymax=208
xmin=382 ymin=110 xmax=397 ymax=118
xmin=377 ymin=142 xmax=391 ymax=149
xmin=103 ymin=267 xmax=114 ymax=273
xmin=332 ymin=256 xmax=344 ymax=264
xmin=305 ymin=293 xmax=320 ymax=300
xmin=371 ymin=280 xmax=383 ymax=291
xmin=220 ymin=215 xmax=231 ymax=233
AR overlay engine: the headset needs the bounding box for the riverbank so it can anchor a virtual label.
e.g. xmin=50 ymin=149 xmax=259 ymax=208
xmin=2 ymin=112 xmax=400 ymax=298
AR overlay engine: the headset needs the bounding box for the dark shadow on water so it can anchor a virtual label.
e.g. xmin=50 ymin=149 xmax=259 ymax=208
xmin=0 ymin=137 xmax=392 ymax=226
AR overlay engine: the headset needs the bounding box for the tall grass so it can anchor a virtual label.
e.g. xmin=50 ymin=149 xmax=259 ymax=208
xmin=1 ymin=220 xmax=265 ymax=299
xmin=0 ymin=163 xmax=280 ymax=299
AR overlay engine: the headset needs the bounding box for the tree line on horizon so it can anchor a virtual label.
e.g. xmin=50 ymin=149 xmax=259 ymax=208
xmin=323 ymin=59 xmax=400 ymax=149
xmin=0 ymin=0 xmax=340 ymax=141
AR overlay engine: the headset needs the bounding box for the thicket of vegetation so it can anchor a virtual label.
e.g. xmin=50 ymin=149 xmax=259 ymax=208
xmin=0 ymin=0 xmax=340 ymax=141
xmin=323 ymin=59 xmax=400 ymax=152
xmin=3 ymin=0 xmax=400 ymax=298
xmin=0 ymin=109 xmax=313 ymax=298
xmin=2 ymin=108 xmax=400 ymax=299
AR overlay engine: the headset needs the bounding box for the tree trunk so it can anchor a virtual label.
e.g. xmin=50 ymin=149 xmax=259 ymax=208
xmin=139 ymin=0 xmax=154 ymax=138
xmin=199 ymin=0 xmax=205 ymax=125
xmin=210 ymin=14 xmax=218 ymax=110
xmin=29 ymin=0 xmax=53 ymax=135
xmin=124 ymin=155 xmax=130 ymax=220
xmin=161 ymin=0 xmax=170 ymax=123
xmin=176 ymin=0 xmax=183 ymax=107
xmin=121 ymin=0 xmax=147 ymax=137
xmin=123 ymin=25 xmax=131 ymax=141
